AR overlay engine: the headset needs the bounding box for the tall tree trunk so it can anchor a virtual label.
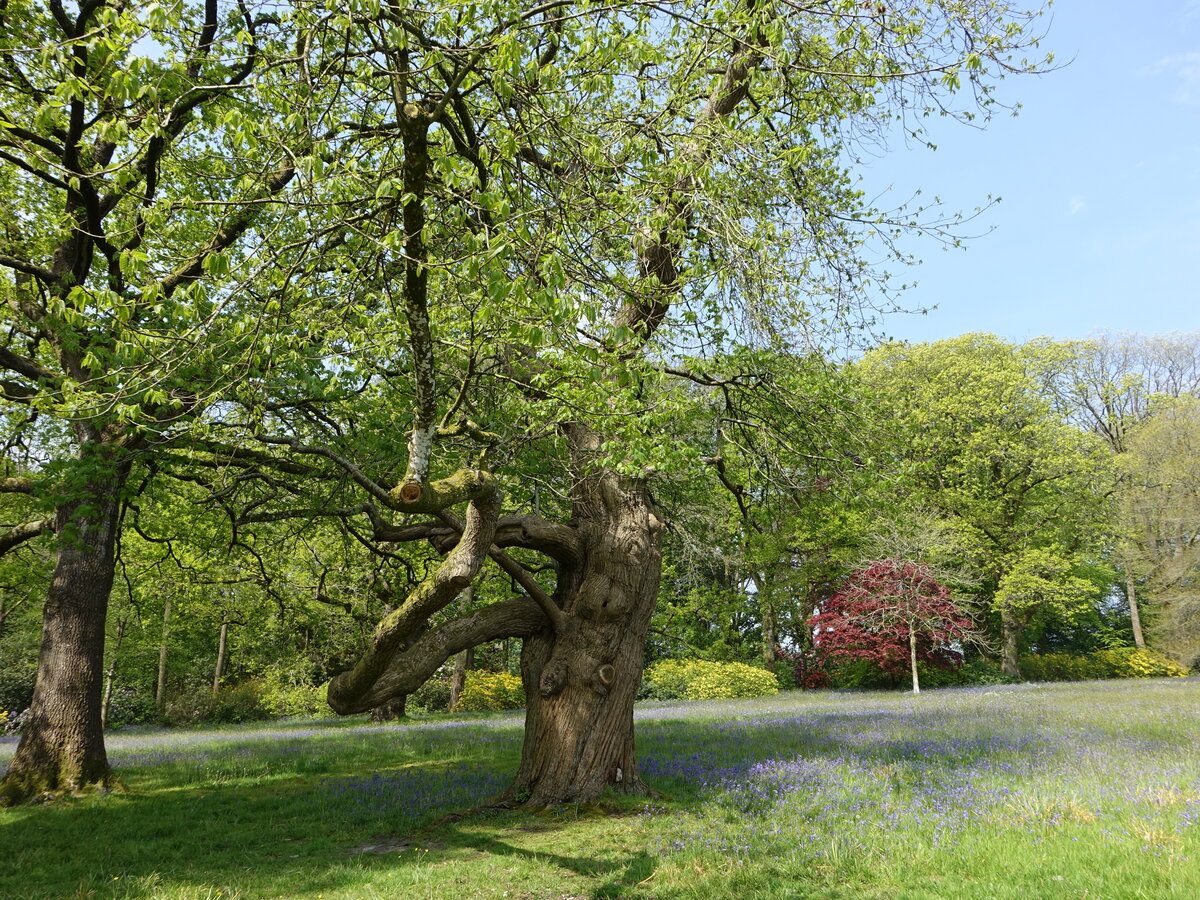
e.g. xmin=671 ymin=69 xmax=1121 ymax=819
xmin=753 ymin=573 xmax=776 ymax=669
xmin=1125 ymin=571 xmax=1146 ymax=650
xmin=1000 ymin=610 xmax=1023 ymax=678
xmin=449 ymin=646 xmax=472 ymax=711
xmin=212 ymin=614 xmax=230 ymax=697
xmin=1 ymin=461 xmax=127 ymax=804
xmin=508 ymin=460 xmax=663 ymax=807
xmin=909 ymin=623 xmax=920 ymax=694
xmin=100 ymin=616 xmax=127 ymax=730
xmin=155 ymin=596 xmax=172 ymax=708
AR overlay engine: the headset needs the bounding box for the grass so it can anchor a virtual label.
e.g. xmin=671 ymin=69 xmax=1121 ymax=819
xmin=2 ymin=679 xmax=1199 ymax=899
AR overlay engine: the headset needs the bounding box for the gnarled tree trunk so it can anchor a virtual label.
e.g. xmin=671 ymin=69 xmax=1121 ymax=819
xmin=508 ymin=459 xmax=663 ymax=807
xmin=1 ymin=461 xmax=127 ymax=804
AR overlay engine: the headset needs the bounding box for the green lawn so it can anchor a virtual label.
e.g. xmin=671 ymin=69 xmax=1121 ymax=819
xmin=3 ymin=679 xmax=1198 ymax=899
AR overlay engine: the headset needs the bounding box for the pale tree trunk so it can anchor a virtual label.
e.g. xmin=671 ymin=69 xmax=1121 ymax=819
xmin=212 ymin=614 xmax=230 ymax=697
xmin=1125 ymin=571 xmax=1146 ymax=650
xmin=908 ymin=624 xmax=920 ymax=694
xmin=508 ymin=443 xmax=663 ymax=807
xmin=155 ymin=596 xmax=172 ymax=708
xmin=1 ymin=459 xmax=127 ymax=804
xmin=1000 ymin=610 xmax=1023 ymax=678
xmin=100 ymin=616 xmax=127 ymax=729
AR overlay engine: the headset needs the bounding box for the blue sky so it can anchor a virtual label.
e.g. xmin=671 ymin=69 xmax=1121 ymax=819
xmin=860 ymin=0 xmax=1200 ymax=346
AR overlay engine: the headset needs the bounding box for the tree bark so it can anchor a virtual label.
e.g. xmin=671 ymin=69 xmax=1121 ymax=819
xmin=1 ymin=461 xmax=127 ymax=804
xmin=450 ymin=646 xmax=472 ymax=711
xmin=1125 ymin=571 xmax=1146 ymax=650
xmin=754 ymin=573 xmax=776 ymax=669
xmin=909 ymin=623 xmax=920 ymax=694
xmin=212 ymin=614 xmax=230 ymax=697
xmin=155 ymin=596 xmax=172 ymax=708
xmin=100 ymin=616 xmax=127 ymax=729
xmin=1000 ymin=609 xmax=1023 ymax=678
xmin=370 ymin=694 xmax=407 ymax=722
xmin=507 ymin=454 xmax=664 ymax=807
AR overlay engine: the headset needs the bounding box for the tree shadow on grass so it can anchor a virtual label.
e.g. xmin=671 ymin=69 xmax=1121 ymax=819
xmin=0 ymin=752 xmax=660 ymax=899
xmin=378 ymin=823 xmax=659 ymax=899
xmin=8 ymin=688 xmax=1187 ymax=899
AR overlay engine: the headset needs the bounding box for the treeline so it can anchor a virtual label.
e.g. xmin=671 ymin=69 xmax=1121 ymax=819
xmin=0 ymin=0 xmax=1139 ymax=807
xmin=3 ymin=330 xmax=1196 ymax=731
xmin=653 ymin=331 xmax=1200 ymax=686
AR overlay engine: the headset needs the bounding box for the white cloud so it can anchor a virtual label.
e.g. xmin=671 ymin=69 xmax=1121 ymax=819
xmin=1068 ymin=196 xmax=1086 ymax=216
xmin=1145 ymin=53 xmax=1200 ymax=103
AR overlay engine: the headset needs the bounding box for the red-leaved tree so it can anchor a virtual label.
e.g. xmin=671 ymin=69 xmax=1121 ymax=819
xmin=810 ymin=559 xmax=977 ymax=693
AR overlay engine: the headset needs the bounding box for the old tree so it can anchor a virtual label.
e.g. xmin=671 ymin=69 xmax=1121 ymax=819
xmin=0 ymin=0 xmax=314 ymax=801
xmin=1 ymin=0 xmax=1047 ymax=805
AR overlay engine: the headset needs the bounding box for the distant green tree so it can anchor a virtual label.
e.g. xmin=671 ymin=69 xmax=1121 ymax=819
xmin=858 ymin=335 xmax=1115 ymax=676
xmin=1117 ymin=396 xmax=1200 ymax=667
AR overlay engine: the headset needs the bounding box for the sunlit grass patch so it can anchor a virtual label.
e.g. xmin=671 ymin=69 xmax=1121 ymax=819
xmin=3 ymin=680 xmax=1200 ymax=898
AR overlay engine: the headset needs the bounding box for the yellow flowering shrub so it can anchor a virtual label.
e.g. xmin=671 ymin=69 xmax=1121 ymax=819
xmin=644 ymin=659 xmax=780 ymax=701
xmin=1021 ymin=648 xmax=1190 ymax=682
xmin=454 ymin=672 xmax=526 ymax=712
xmin=1093 ymin=648 xmax=1190 ymax=679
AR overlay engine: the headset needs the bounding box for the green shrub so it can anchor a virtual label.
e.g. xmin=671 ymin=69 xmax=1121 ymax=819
xmin=260 ymin=673 xmax=328 ymax=719
xmin=1092 ymin=648 xmax=1190 ymax=678
xmin=958 ymin=659 xmax=1019 ymax=685
xmin=825 ymin=658 xmax=893 ymax=690
xmin=1020 ymin=653 xmax=1109 ymax=682
xmin=1021 ymin=648 xmax=1190 ymax=682
xmin=643 ymin=659 xmax=779 ymax=701
xmin=161 ymin=681 xmax=272 ymax=726
xmin=411 ymin=675 xmax=452 ymax=714
xmin=641 ymin=659 xmax=695 ymax=700
xmin=105 ymin=687 xmax=158 ymax=728
xmin=454 ymin=672 xmax=525 ymax=712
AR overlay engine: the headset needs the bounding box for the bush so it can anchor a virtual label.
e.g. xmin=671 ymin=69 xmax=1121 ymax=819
xmin=1020 ymin=653 xmax=1107 ymax=682
xmin=1093 ymin=648 xmax=1190 ymax=679
xmin=161 ymin=681 xmax=272 ymax=726
xmin=773 ymin=646 xmax=826 ymax=690
xmin=958 ymin=659 xmax=1019 ymax=686
xmin=411 ymin=674 xmax=452 ymax=714
xmin=1021 ymin=648 xmax=1190 ymax=682
xmin=826 ymin=658 xmax=893 ymax=690
xmin=0 ymin=654 xmax=35 ymax=715
xmin=105 ymin=687 xmax=158 ymax=728
xmin=641 ymin=659 xmax=695 ymax=700
xmin=454 ymin=672 xmax=525 ymax=712
xmin=643 ymin=659 xmax=779 ymax=701
xmin=260 ymin=673 xmax=328 ymax=719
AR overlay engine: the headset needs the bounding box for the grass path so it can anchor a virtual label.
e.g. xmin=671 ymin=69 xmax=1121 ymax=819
xmin=3 ymin=680 xmax=1198 ymax=899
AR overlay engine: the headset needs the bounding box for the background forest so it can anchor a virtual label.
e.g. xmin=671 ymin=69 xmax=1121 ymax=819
xmin=3 ymin=329 xmax=1196 ymax=731
xmin=0 ymin=0 xmax=1195 ymax=811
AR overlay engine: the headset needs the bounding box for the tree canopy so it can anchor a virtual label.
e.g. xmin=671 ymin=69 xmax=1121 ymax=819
xmin=0 ymin=0 xmax=1084 ymax=808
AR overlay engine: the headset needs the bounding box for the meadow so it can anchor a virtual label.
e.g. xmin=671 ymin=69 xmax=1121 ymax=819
xmin=2 ymin=679 xmax=1198 ymax=899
